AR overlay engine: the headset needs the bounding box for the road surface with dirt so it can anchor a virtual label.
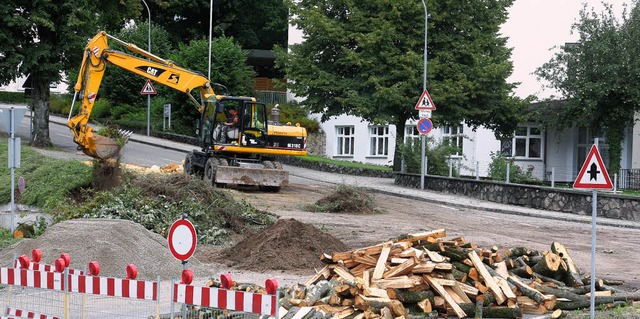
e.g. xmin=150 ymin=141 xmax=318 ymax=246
xmin=222 ymin=177 xmax=640 ymax=292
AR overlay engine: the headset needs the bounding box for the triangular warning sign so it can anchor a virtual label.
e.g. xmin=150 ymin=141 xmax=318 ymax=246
xmin=573 ymin=144 xmax=613 ymax=189
xmin=140 ymin=79 xmax=157 ymax=95
xmin=415 ymin=89 xmax=436 ymax=110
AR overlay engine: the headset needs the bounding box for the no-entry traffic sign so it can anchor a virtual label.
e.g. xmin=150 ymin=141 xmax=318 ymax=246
xmin=167 ymin=219 xmax=197 ymax=261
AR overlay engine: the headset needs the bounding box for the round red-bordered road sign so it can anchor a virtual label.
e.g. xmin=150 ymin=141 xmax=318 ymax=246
xmin=168 ymin=219 xmax=197 ymax=261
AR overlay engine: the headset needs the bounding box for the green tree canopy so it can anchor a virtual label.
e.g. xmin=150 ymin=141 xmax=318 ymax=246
xmin=535 ymin=3 xmax=640 ymax=172
xmin=149 ymin=0 xmax=288 ymax=50
xmin=0 ymin=0 xmax=139 ymax=146
xmin=276 ymin=0 xmax=524 ymax=170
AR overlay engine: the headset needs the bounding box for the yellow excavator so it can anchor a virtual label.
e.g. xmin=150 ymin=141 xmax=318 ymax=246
xmin=68 ymin=31 xmax=307 ymax=191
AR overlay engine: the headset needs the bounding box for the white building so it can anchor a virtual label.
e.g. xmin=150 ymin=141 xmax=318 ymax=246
xmin=0 ymin=75 xmax=68 ymax=94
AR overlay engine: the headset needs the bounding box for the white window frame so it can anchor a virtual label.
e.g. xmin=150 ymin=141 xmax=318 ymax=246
xmin=336 ymin=126 xmax=355 ymax=156
xmin=404 ymin=125 xmax=420 ymax=146
xmin=442 ymin=125 xmax=464 ymax=157
xmin=504 ymin=125 xmax=543 ymax=159
xmin=369 ymin=126 xmax=389 ymax=156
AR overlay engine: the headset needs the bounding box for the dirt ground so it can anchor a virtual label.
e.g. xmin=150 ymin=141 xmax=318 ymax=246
xmin=208 ymin=180 xmax=640 ymax=292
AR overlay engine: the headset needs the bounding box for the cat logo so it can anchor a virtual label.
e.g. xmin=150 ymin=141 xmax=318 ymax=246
xmin=168 ymin=74 xmax=180 ymax=84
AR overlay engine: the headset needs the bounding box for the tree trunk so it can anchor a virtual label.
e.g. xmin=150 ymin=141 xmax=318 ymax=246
xmin=393 ymin=118 xmax=407 ymax=172
xmin=30 ymin=75 xmax=52 ymax=147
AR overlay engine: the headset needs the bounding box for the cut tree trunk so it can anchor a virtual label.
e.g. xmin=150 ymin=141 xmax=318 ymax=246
xmin=531 ymin=253 xmax=562 ymax=278
xmin=551 ymin=242 xmax=583 ymax=287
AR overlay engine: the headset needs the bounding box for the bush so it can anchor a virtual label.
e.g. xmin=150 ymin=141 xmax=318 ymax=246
xmin=487 ymin=152 xmax=538 ymax=184
xmin=268 ymin=102 xmax=320 ymax=133
xmin=91 ymin=98 xmax=112 ymax=120
xmin=0 ymin=91 xmax=27 ymax=104
xmin=399 ymin=138 xmax=460 ymax=176
xmin=49 ymin=94 xmax=72 ymax=115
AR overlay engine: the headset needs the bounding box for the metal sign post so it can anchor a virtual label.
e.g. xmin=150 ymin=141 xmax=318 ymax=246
xmin=1 ymin=106 xmax=27 ymax=234
xmin=572 ymin=138 xmax=612 ymax=319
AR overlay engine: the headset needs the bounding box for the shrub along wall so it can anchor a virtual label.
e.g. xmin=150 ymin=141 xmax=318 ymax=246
xmin=395 ymin=173 xmax=640 ymax=222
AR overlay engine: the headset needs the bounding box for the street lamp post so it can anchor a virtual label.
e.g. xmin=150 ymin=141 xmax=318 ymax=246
xmin=208 ymin=0 xmax=213 ymax=79
xmin=142 ymin=0 xmax=151 ymax=136
xmin=420 ymin=0 xmax=428 ymax=190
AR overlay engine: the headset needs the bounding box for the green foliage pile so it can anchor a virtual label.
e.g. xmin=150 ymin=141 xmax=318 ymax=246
xmin=303 ymin=184 xmax=379 ymax=214
xmin=0 ymin=141 xmax=93 ymax=209
xmin=48 ymin=172 xmax=276 ymax=245
xmin=487 ymin=152 xmax=538 ymax=184
xmin=399 ymin=138 xmax=459 ymax=176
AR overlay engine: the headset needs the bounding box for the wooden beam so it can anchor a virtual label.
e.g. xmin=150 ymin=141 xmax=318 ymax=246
xmin=468 ymin=251 xmax=507 ymax=305
xmin=424 ymin=275 xmax=466 ymax=318
xmin=372 ymin=242 xmax=392 ymax=280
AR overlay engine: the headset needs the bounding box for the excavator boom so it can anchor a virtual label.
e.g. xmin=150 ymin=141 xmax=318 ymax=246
xmin=67 ymin=31 xmax=215 ymax=159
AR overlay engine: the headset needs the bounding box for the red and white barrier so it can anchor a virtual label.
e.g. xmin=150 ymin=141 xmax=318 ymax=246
xmin=0 ymin=268 xmax=64 ymax=291
xmin=67 ymin=274 xmax=157 ymax=301
xmin=173 ymin=284 xmax=277 ymax=316
xmin=0 ymin=268 xmax=157 ymax=301
xmin=4 ymin=307 xmax=60 ymax=319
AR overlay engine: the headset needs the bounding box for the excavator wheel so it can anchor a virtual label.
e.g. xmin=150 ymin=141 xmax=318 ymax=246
xmin=183 ymin=152 xmax=194 ymax=175
xmin=262 ymin=161 xmax=275 ymax=169
xmin=204 ymin=158 xmax=218 ymax=186
xmin=215 ymin=158 xmax=228 ymax=188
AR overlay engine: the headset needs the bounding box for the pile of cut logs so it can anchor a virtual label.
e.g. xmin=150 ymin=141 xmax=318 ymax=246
xmin=278 ymin=229 xmax=636 ymax=319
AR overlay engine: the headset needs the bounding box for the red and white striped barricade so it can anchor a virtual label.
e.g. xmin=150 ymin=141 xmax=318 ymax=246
xmin=173 ymin=283 xmax=279 ymax=317
xmin=0 ymin=268 xmax=65 ymax=291
xmin=3 ymin=307 xmax=60 ymax=319
xmin=67 ymin=273 xmax=158 ymax=301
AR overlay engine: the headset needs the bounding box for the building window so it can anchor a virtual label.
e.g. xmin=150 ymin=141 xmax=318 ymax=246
xmin=336 ymin=126 xmax=355 ymax=156
xmin=442 ymin=126 xmax=464 ymax=156
xmin=369 ymin=126 xmax=389 ymax=156
xmin=501 ymin=125 xmax=542 ymax=159
xmin=404 ymin=125 xmax=420 ymax=146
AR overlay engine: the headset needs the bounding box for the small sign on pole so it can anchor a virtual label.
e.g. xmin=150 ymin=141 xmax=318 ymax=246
xmin=414 ymin=89 xmax=436 ymax=110
xmin=416 ymin=118 xmax=433 ymax=135
xmin=140 ymin=79 xmax=157 ymax=95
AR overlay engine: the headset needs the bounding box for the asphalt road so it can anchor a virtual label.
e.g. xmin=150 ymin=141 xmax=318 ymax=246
xmin=13 ymin=112 xmax=188 ymax=168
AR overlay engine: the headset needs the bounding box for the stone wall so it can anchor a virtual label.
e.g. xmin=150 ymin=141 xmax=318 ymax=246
xmin=395 ymin=173 xmax=640 ymax=222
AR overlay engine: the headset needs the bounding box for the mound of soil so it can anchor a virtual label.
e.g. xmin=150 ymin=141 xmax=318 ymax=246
xmin=0 ymin=219 xmax=212 ymax=280
xmin=219 ymin=218 xmax=349 ymax=272
xmin=312 ymin=184 xmax=378 ymax=214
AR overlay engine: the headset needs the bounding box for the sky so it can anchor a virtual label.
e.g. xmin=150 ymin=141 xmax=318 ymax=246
xmin=501 ymin=0 xmax=632 ymax=99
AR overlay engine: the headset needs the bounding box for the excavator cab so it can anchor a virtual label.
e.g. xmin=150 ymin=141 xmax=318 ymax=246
xmin=201 ymin=97 xmax=268 ymax=147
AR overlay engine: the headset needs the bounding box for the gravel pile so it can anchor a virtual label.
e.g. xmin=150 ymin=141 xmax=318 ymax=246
xmin=0 ymin=219 xmax=212 ymax=280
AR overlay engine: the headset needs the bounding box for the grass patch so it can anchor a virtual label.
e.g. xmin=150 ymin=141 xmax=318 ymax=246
xmin=303 ymin=184 xmax=381 ymax=214
xmin=300 ymin=155 xmax=392 ymax=171
xmin=564 ymin=302 xmax=640 ymax=318
xmin=0 ymin=141 xmax=276 ymax=245
xmin=0 ymin=140 xmax=93 ymax=209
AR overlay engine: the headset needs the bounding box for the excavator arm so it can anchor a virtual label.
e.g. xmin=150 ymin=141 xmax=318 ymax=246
xmin=68 ymin=31 xmax=216 ymax=159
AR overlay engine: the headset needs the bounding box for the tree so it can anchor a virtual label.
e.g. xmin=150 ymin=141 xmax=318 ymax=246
xmin=149 ymin=0 xmax=288 ymax=50
xmin=0 ymin=0 xmax=139 ymax=147
xmin=276 ymin=0 xmax=524 ymax=171
xmin=535 ymin=3 xmax=640 ymax=173
xmin=167 ymin=36 xmax=255 ymax=132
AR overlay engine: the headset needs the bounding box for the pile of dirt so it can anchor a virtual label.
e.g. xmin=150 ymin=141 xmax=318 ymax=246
xmin=309 ymin=184 xmax=379 ymax=214
xmin=0 ymin=219 xmax=213 ymax=280
xmin=218 ymin=218 xmax=350 ymax=272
